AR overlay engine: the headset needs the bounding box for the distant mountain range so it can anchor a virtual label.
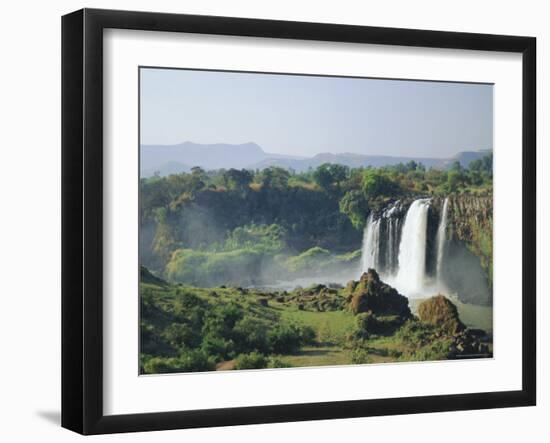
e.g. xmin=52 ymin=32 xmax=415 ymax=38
xmin=140 ymin=141 xmax=491 ymax=177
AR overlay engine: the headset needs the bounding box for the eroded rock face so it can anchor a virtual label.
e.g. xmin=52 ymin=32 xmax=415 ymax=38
xmin=417 ymin=294 xmax=465 ymax=335
xmin=346 ymin=269 xmax=411 ymax=318
xmin=447 ymin=196 xmax=493 ymax=305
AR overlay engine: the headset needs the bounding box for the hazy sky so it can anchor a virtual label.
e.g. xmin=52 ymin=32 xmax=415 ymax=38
xmin=140 ymin=68 xmax=493 ymax=159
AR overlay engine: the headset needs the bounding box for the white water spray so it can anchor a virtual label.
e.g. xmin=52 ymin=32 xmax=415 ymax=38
xmin=435 ymin=198 xmax=449 ymax=281
xmin=360 ymin=214 xmax=380 ymax=272
xmin=394 ymin=198 xmax=431 ymax=295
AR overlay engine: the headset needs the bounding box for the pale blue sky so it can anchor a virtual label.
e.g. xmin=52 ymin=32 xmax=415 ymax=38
xmin=140 ymin=68 xmax=493 ymax=158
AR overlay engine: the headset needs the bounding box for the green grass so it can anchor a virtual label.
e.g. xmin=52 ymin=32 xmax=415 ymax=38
xmin=141 ymin=278 xmax=492 ymax=372
xmin=276 ymin=307 xmax=355 ymax=343
xmin=278 ymin=345 xmax=351 ymax=367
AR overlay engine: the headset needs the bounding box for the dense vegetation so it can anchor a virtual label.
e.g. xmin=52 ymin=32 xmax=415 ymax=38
xmin=139 ymin=154 xmax=493 ymax=372
xmin=140 ymin=154 xmax=493 ymax=287
xmin=140 ymin=267 xmax=492 ymax=373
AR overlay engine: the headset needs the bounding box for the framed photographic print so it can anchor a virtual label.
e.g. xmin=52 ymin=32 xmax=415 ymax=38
xmin=61 ymin=8 xmax=536 ymax=435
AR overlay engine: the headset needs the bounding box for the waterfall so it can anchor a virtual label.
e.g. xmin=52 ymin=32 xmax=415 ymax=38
xmin=394 ymin=198 xmax=431 ymax=295
xmin=359 ymin=201 xmax=401 ymax=276
xmin=358 ymin=197 xmax=444 ymax=297
xmin=387 ymin=218 xmax=394 ymax=272
xmin=360 ymin=214 xmax=380 ymax=272
xmin=435 ymin=197 xmax=449 ymax=281
xmin=382 ymin=202 xmax=401 ymax=274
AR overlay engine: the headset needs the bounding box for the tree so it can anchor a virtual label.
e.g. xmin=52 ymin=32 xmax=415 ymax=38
xmin=405 ymin=160 xmax=418 ymax=172
xmin=259 ymin=166 xmax=290 ymax=189
xmin=339 ymin=190 xmax=369 ymax=229
xmin=481 ymin=152 xmax=493 ymax=175
xmin=313 ymin=163 xmax=349 ymax=194
xmin=468 ymin=158 xmax=483 ymax=172
xmin=449 ymin=161 xmax=463 ymax=173
xmin=446 ymin=170 xmax=462 ymax=193
xmin=188 ymin=166 xmax=206 ymax=194
xmin=312 ymin=163 xmax=333 ymax=192
xmin=222 ymin=168 xmax=253 ymax=193
xmin=362 ymin=169 xmax=401 ymax=199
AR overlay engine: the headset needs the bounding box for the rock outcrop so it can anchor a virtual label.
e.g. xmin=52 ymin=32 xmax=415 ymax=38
xmin=345 ymin=269 xmax=411 ymax=318
xmin=417 ymin=294 xmax=465 ymax=335
xmin=417 ymin=294 xmax=491 ymax=359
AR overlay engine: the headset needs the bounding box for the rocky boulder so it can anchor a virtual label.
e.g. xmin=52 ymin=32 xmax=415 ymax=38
xmin=417 ymin=294 xmax=465 ymax=335
xmin=346 ymin=269 xmax=411 ymax=318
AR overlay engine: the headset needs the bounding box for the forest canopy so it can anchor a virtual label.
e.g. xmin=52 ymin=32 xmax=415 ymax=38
xmin=140 ymin=154 xmax=492 ymax=287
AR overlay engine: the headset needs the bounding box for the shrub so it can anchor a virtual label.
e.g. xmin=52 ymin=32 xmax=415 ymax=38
xmin=350 ymin=348 xmax=370 ymax=364
xmin=142 ymin=349 xmax=216 ymax=374
xmin=224 ymin=223 xmax=287 ymax=253
xmin=267 ymin=322 xmax=315 ymax=354
xmin=234 ymin=352 xmax=268 ymax=370
xmin=395 ymin=320 xmax=435 ymax=346
xmin=162 ymin=323 xmax=198 ymax=350
xmin=403 ymin=338 xmax=453 ymax=361
xmin=362 ymin=169 xmax=402 ymax=199
xmin=200 ymin=333 xmax=235 ymax=361
xmin=350 ymin=312 xmax=405 ymax=340
xmin=202 ymin=302 xmax=244 ymax=338
xmin=232 ymin=316 xmax=270 ymax=354
xmin=177 ymin=349 xmax=217 ymax=372
xmin=267 ymin=357 xmax=293 ymax=368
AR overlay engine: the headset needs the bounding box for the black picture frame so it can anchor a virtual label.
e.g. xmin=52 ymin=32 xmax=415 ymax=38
xmin=62 ymin=8 xmax=536 ymax=435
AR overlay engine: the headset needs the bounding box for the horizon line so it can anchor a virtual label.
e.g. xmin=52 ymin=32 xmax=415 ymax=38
xmin=140 ymin=140 xmax=493 ymax=161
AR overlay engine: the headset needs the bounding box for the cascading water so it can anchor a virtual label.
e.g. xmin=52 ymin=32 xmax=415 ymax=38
xmin=382 ymin=202 xmax=401 ymax=274
xmin=360 ymin=214 xmax=380 ymax=272
xmin=394 ymin=198 xmax=431 ymax=295
xmin=358 ymin=197 xmax=456 ymax=298
xmin=359 ymin=201 xmax=401 ymax=276
xmin=435 ymin=197 xmax=449 ymax=281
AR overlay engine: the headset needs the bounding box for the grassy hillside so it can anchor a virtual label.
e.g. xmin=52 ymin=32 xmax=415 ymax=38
xmin=140 ymin=269 xmax=493 ymax=374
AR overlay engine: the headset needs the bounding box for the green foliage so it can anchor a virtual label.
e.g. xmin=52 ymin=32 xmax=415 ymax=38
xmin=222 ymin=223 xmax=286 ymax=253
xmin=232 ymin=316 xmax=270 ymax=353
xmin=281 ymin=247 xmax=361 ymax=277
xmin=339 ymin=190 xmax=369 ymax=229
xmin=140 ymin=266 xmax=491 ymax=371
xmin=284 ymin=246 xmax=331 ymax=273
xmin=313 ymin=163 xmax=349 ymax=194
xmin=140 ymin=277 xmax=317 ymax=374
xmin=140 ymin=155 xmax=493 ymax=318
xmin=350 ymin=347 xmax=370 ymax=364
xmin=222 ymin=168 xmax=253 ymax=193
xmin=165 ymin=248 xmax=265 ymax=286
xmin=258 ymin=166 xmax=291 ymax=189
xmin=350 ymin=312 xmax=379 ymax=340
xmin=394 ymin=319 xmax=438 ymax=349
xmin=445 ymin=170 xmax=463 ymax=193
xmin=151 ymin=208 xmax=179 ymax=263
xmin=234 ymin=352 xmax=268 ymax=370
xmin=142 ymin=349 xmax=216 ymax=374
xmin=407 ymin=338 xmax=453 ymax=361
xmin=266 ymin=357 xmax=293 ymax=368
xmin=362 ymin=169 xmax=402 ymax=199
xmin=267 ymin=322 xmax=316 ymax=354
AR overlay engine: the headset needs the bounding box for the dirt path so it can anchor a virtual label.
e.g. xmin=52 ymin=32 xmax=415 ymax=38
xmin=216 ymin=360 xmax=236 ymax=371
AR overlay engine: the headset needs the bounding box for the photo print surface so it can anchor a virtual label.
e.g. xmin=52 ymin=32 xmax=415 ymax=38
xmin=138 ymin=67 xmax=494 ymax=374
